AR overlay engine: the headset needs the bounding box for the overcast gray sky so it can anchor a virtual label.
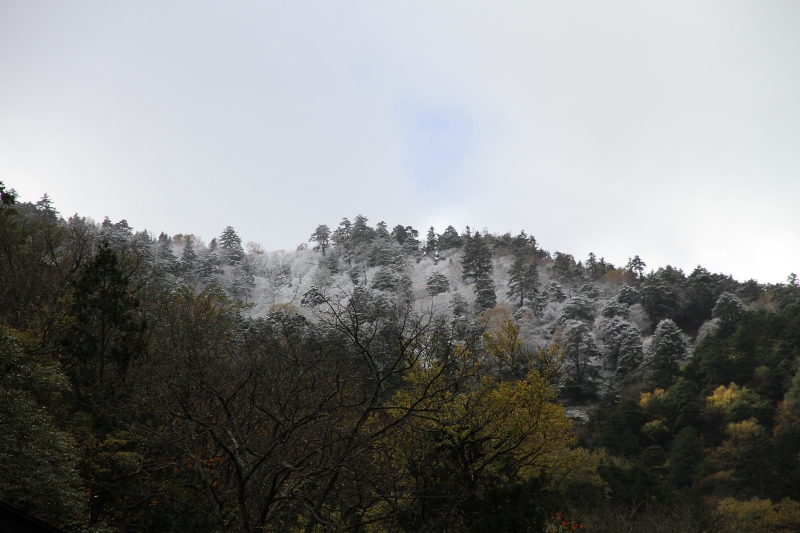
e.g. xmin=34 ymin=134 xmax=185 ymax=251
xmin=2 ymin=1 xmax=798 ymax=282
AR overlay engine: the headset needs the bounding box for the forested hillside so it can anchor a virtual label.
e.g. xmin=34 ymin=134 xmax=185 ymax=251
xmin=3 ymin=182 xmax=800 ymax=532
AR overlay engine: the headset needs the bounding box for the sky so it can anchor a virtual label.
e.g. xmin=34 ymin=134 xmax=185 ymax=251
xmin=1 ymin=1 xmax=799 ymax=283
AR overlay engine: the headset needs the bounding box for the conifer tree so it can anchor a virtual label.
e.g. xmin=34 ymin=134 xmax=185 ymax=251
xmin=426 ymin=272 xmax=449 ymax=296
xmin=309 ymin=224 xmax=331 ymax=255
xmin=474 ymin=274 xmax=497 ymax=312
xmin=647 ymin=319 xmax=687 ymax=389
xmin=437 ymin=225 xmax=462 ymax=250
xmin=157 ymin=232 xmax=179 ymax=275
xmin=462 ymin=231 xmax=493 ymax=282
xmin=180 ymin=234 xmax=199 ymax=278
xmin=561 ymin=320 xmax=600 ymax=399
xmin=425 ymin=226 xmax=437 ymax=259
xmin=219 ymin=226 xmax=245 ymax=264
xmin=507 ymin=252 xmax=540 ymax=308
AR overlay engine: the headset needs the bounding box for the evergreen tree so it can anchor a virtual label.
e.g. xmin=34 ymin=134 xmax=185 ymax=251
xmin=425 ymin=226 xmax=437 ymax=259
xmin=668 ymin=427 xmax=703 ymax=488
xmin=561 ymin=320 xmax=600 ymax=399
xmin=219 ymin=226 xmax=245 ymax=264
xmin=61 ymin=242 xmax=147 ymax=393
xmin=617 ymin=283 xmax=641 ymax=305
xmin=616 ymin=331 xmax=644 ymax=379
xmin=507 ymin=252 xmax=540 ymax=308
xmin=180 ymin=234 xmax=199 ymax=278
xmin=437 ymin=225 xmax=462 ymax=250
xmin=474 ymin=274 xmax=497 ymax=312
xmin=647 ymin=319 xmax=687 ymax=389
xmin=198 ymin=240 xmax=223 ymax=284
xmin=586 ymin=252 xmax=600 ymax=280
xmin=350 ymin=215 xmax=375 ymax=248
xmin=551 ymin=252 xmax=576 ymax=282
xmin=309 ymin=224 xmax=331 ymax=255
xmin=545 ymin=281 xmax=567 ymax=303
xmin=626 ymin=255 xmax=647 ymax=280
xmin=462 ymin=231 xmax=493 ymax=282
xmin=331 ymin=218 xmax=352 ymax=251
xmin=426 ymin=272 xmax=449 ymax=296
xmin=157 ymin=232 xmax=179 ymax=275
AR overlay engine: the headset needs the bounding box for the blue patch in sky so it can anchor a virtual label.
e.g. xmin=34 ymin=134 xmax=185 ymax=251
xmin=399 ymin=102 xmax=474 ymax=196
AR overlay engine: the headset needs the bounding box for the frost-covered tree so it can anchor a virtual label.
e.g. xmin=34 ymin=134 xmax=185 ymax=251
xmin=391 ymin=225 xmax=420 ymax=250
xmin=561 ymin=320 xmax=600 ymax=399
xmin=437 ymin=225 xmax=462 ymax=250
xmin=712 ymin=292 xmax=747 ymax=330
xmin=601 ymin=300 xmax=628 ymax=319
xmin=425 ymin=226 xmax=437 ymax=259
xmin=371 ymin=266 xmax=411 ymax=295
xmin=350 ymin=215 xmax=375 ymax=249
xmin=309 ymin=224 xmax=331 ymax=256
xmin=229 ymin=257 xmax=256 ymax=302
xmin=474 ymin=274 xmax=497 ymax=312
xmin=507 ymin=252 xmax=540 ymax=308
xmin=616 ymin=333 xmax=644 ymax=379
xmin=331 ymin=218 xmax=352 ymax=251
xmin=647 ymin=319 xmax=687 ymax=389
xmin=462 ymin=231 xmax=493 ymax=283
xmin=626 ymin=255 xmax=647 ymax=280
xmin=551 ymin=252 xmax=576 ymax=282
xmin=180 ymin=234 xmax=199 ymax=278
xmin=198 ymin=241 xmax=223 ymax=284
xmin=449 ymin=292 xmax=469 ymax=317
xmin=578 ymin=282 xmax=600 ymax=299
xmin=558 ymin=294 xmax=596 ymax=323
xmin=157 ymin=232 xmax=179 ymax=276
xmin=545 ymin=281 xmax=567 ymax=303
xmin=426 ymin=272 xmax=449 ymax=296
xmin=219 ymin=226 xmax=245 ymax=265
xmin=617 ymin=283 xmax=641 ymax=305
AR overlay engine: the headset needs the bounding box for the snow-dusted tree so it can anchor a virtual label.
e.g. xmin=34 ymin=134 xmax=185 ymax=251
xmin=551 ymin=252 xmax=576 ymax=282
xmin=157 ymin=232 xmax=179 ymax=275
xmin=309 ymin=224 xmax=331 ymax=256
xmin=180 ymin=234 xmax=199 ymax=278
xmin=219 ymin=226 xmax=245 ymax=265
xmin=198 ymin=241 xmax=223 ymax=284
xmin=437 ymin=225 xmax=462 ymax=250
xmin=617 ymin=283 xmax=641 ymax=305
xmin=507 ymin=252 xmax=540 ymax=308
xmin=616 ymin=333 xmax=644 ymax=379
xmin=371 ymin=266 xmax=411 ymax=295
xmin=350 ymin=215 xmax=375 ymax=249
xmin=474 ymin=274 xmax=497 ymax=312
xmin=391 ymin=224 xmax=420 ymax=250
xmin=425 ymin=226 xmax=437 ymax=259
xmin=712 ymin=292 xmax=747 ymax=330
xmin=544 ymin=281 xmax=567 ymax=303
xmin=331 ymin=218 xmax=352 ymax=251
xmin=647 ymin=319 xmax=687 ymax=389
xmin=578 ymin=282 xmax=600 ymax=299
xmin=558 ymin=294 xmax=596 ymax=323
xmin=626 ymin=255 xmax=647 ymax=280
xmin=461 ymin=231 xmax=493 ymax=283
xmin=375 ymin=221 xmax=390 ymax=238
xmin=601 ymin=300 xmax=628 ymax=319
xmin=561 ymin=320 xmax=601 ymax=399
xmin=300 ymin=285 xmax=326 ymax=307
xmin=449 ymin=293 xmax=468 ymax=317
xmin=229 ymin=257 xmax=256 ymax=302
xmin=426 ymin=272 xmax=449 ymax=296
xmin=601 ymin=316 xmax=642 ymax=373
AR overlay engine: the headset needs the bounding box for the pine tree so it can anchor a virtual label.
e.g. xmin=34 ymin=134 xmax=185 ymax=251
xmin=474 ymin=274 xmax=497 ymax=312
xmin=309 ymin=224 xmax=331 ymax=255
xmin=616 ymin=331 xmax=644 ymax=379
xmin=648 ymin=319 xmax=687 ymax=389
xmin=180 ymin=234 xmax=199 ymax=278
xmin=198 ymin=241 xmax=222 ymax=284
xmin=617 ymin=283 xmax=641 ymax=305
xmin=507 ymin=252 xmax=540 ymax=308
xmin=462 ymin=231 xmax=493 ymax=282
xmin=626 ymin=255 xmax=647 ymax=281
xmin=157 ymin=232 xmax=179 ymax=276
xmin=561 ymin=320 xmax=600 ymax=399
xmin=219 ymin=226 xmax=245 ymax=264
xmin=62 ymin=242 xmax=147 ymax=389
xmin=425 ymin=226 xmax=437 ymax=259
xmin=437 ymin=225 xmax=462 ymax=250
xmin=426 ymin=272 xmax=449 ymax=296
